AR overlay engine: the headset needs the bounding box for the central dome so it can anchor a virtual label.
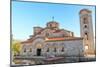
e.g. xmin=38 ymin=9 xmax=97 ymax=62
xmin=46 ymin=21 xmax=59 ymax=28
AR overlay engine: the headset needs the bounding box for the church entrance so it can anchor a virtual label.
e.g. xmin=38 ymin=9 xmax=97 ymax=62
xmin=37 ymin=49 xmax=41 ymax=56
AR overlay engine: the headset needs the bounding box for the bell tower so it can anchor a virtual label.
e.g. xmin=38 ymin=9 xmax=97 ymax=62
xmin=79 ymin=9 xmax=94 ymax=55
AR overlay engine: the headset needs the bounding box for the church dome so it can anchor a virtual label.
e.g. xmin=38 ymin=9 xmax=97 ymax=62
xmin=46 ymin=21 xmax=59 ymax=28
xmin=47 ymin=21 xmax=59 ymax=24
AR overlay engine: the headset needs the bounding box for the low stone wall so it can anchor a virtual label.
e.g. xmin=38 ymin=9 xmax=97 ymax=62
xmin=13 ymin=55 xmax=96 ymax=65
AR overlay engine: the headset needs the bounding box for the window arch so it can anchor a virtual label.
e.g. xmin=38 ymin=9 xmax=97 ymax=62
xmin=84 ymin=32 xmax=88 ymax=40
xmin=36 ymin=43 xmax=42 ymax=48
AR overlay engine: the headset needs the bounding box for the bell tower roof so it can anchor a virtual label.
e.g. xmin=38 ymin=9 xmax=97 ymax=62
xmin=79 ymin=9 xmax=91 ymax=14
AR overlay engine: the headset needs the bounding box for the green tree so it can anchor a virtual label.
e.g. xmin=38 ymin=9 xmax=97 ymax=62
xmin=12 ymin=40 xmax=21 ymax=55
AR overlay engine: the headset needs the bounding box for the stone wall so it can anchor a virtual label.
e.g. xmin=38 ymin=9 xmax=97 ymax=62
xmin=20 ymin=38 xmax=84 ymax=57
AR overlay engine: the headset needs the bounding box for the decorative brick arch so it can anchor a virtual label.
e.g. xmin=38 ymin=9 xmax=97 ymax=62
xmin=32 ymin=38 xmax=45 ymax=49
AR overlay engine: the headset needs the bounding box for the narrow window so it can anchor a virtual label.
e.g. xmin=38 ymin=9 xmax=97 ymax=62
xmin=47 ymin=48 xmax=49 ymax=52
xmin=30 ymin=48 xmax=32 ymax=52
xmin=54 ymin=48 xmax=56 ymax=52
xmin=24 ymin=48 xmax=26 ymax=52
xmin=50 ymin=24 xmax=52 ymax=27
xmin=85 ymin=32 xmax=88 ymax=40
xmin=61 ymin=47 xmax=64 ymax=52
xmin=83 ymin=17 xmax=88 ymax=24
xmin=84 ymin=25 xmax=87 ymax=28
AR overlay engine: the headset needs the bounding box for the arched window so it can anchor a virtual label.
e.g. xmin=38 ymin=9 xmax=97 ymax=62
xmin=54 ymin=48 xmax=56 ymax=52
xmin=83 ymin=17 xmax=88 ymax=24
xmin=24 ymin=48 xmax=26 ymax=52
xmin=47 ymin=48 xmax=49 ymax=52
xmin=84 ymin=25 xmax=87 ymax=28
xmin=85 ymin=32 xmax=88 ymax=40
xmin=61 ymin=47 xmax=64 ymax=52
xmin=30 ymin=48 xmax=32 ymax=52
xmin=50 ymin=24 xmax=52 ymax=27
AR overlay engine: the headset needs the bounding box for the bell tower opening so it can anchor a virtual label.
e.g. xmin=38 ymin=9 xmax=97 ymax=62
xmin=83 ymin=17 xmax=88 ymax=24
xmin=84 ymin=32 xmax=88 ymax=40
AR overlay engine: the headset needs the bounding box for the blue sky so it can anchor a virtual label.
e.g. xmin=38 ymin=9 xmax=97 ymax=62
xmin=12 ymin=1 xmax=96 ymax=40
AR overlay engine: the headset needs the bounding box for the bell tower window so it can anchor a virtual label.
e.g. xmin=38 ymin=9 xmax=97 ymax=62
xmin=85 ymin=32 xmax=88 ymax=40
xmin=83 ymin=17 xmax=88 ymax=24
xmin=84 ymin=25 xmax=87 ymax=28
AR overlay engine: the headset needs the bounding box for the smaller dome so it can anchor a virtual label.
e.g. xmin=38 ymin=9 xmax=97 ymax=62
xmin=46 ymin=21 xmax=59 ymax=28
xmin=47 ymin=21 xmax=59 ymax=24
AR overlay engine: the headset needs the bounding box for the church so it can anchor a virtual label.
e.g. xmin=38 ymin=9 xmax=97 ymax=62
xmin=19 ymin=9 xmax=95 ymax=58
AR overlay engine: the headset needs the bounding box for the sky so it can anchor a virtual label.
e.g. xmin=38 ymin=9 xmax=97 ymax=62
xmin=12 ymin=1 xmax=96 ymax=40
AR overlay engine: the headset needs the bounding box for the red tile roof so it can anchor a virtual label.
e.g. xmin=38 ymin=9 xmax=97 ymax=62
xmin=45 ymin=37 xmax=83 ymax=42
xmin=21 ymin=36 xmax=83 ymax=44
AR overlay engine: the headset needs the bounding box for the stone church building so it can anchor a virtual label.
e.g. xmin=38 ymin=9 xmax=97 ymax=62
xmin=19 ymin=9 xmax=95 ymax=58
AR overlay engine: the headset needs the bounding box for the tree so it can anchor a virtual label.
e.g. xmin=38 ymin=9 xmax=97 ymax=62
xmin=12 ymin=40 xmax=21 ymax=56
